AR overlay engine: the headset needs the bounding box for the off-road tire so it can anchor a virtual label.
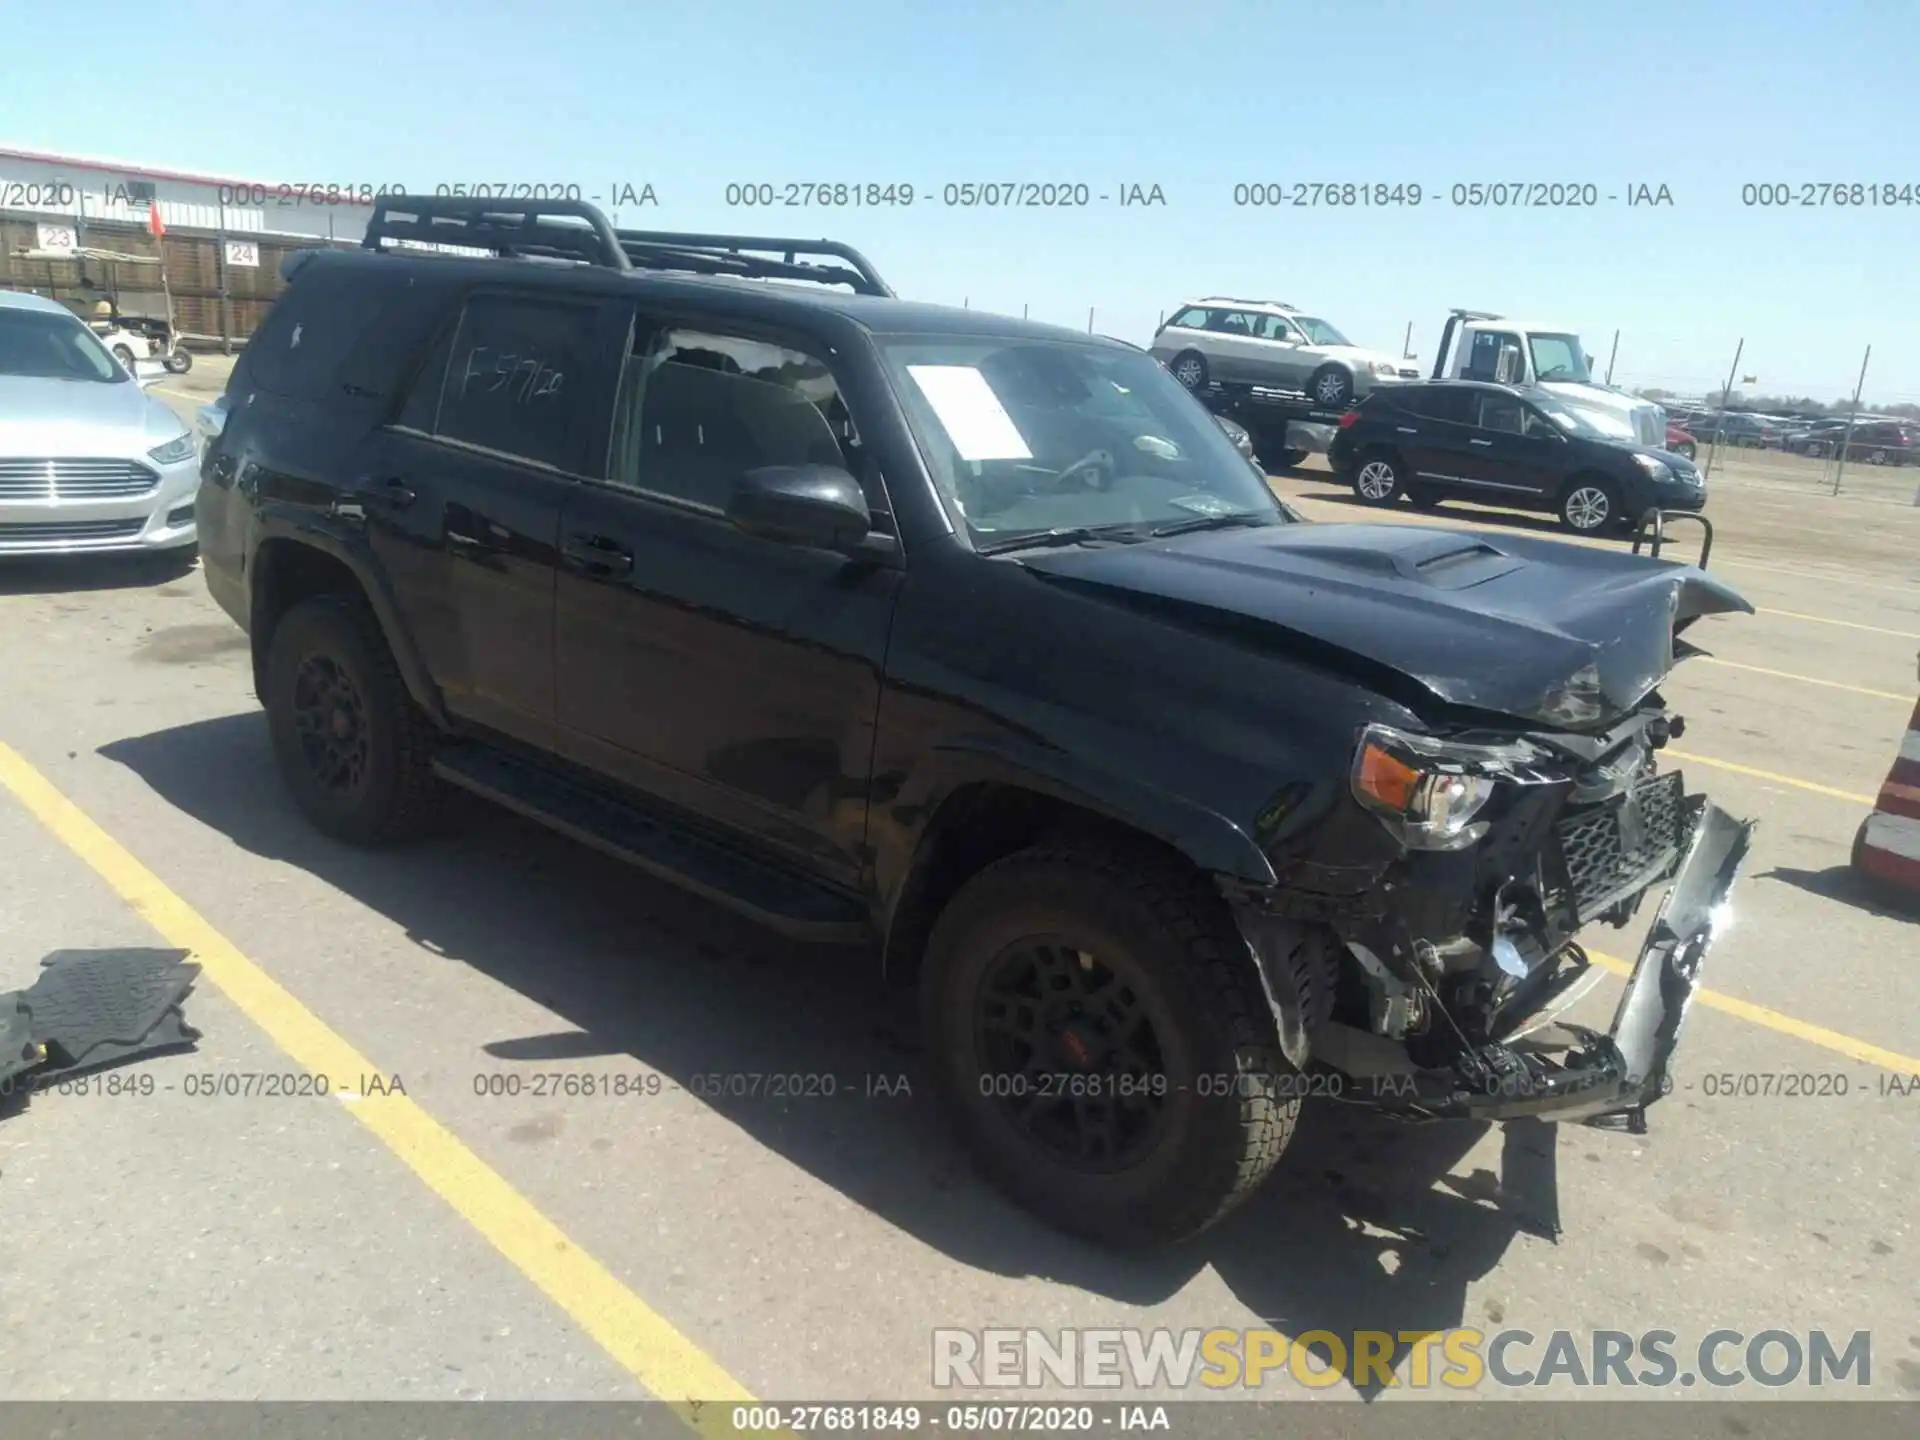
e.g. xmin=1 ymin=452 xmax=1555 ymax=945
xmin=1352 ymin=450 xmax=1406 ymax=505
xmin=1169 ymin=350 xmax=1210 ymax=392
xmin=264 ymin=593 xmax=445 ymax=845
xmin=920 ymin=843 xmax=1296 ymax=1250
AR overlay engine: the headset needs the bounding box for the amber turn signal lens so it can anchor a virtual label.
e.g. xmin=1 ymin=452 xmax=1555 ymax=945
xmin=1355 ymin=742 xmax=1421 ymax=813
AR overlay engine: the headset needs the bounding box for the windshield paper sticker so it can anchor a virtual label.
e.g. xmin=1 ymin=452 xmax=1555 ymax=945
xmin=905 ymin=365 xmax=1033 ymax=462
xmin=1169 ymin=493 xmax=1236 ymax=516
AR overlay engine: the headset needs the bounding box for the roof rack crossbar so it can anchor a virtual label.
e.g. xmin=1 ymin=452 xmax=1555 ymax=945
xmin=361 ymin=195 xmax=633 ymax=270
xmin=1449 ymin=308 xmax=1504 ymax=321
xmin=613 ymin=228 xmax=894 ymax=297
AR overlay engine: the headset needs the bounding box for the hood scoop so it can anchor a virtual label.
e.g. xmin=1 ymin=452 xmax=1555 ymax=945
xmin=1238 ymin=529 xmax=1528 ymax=591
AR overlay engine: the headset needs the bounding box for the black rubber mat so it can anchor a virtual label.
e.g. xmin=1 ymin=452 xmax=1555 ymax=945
xmin=0 ymin=1001 xmax=46 ymax=1088
xmin=11 ymin=948 xmax=203 ymax=1081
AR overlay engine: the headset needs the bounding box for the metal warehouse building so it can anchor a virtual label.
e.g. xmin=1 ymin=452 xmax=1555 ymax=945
xmin=0 ymin=145 xmax=380 ymax=349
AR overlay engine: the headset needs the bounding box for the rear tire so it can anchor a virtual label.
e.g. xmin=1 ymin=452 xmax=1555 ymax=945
xmin=1559 ymin=477 xmax=1622 ymax=535
xmin=263 ymin=593 xmax=446 ymax=846
xmin=920 ymin=844 xmax=1296 ymax=1250
xmin=1169 ymin=350 xmax=1210 ymax=392
xmin=1352 ymin=451 xmax=1405 ymax=505
xmin=112 ymin=344 xmax=136 ymax=370
xmin=164 ymin=346 xmax=193 ymax=374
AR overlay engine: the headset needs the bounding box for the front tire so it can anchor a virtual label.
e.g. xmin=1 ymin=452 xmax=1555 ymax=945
xmin=264 ymin=593 xmax=446 ymax=845
xmin=1559 ymin=477 xmax=1622 ymax=535
xmin=1352 ymin=451 xmax=1405 ymax=504
xmin=164 ymin=345 xmax=193 ymax=374
xmin=112 ymin=344 xmax=136 ymax=370
xmin=1307 ymin=364 xmax=1354 ymax=407
xmin=1169 ymin=350 xmax=1210 ymax=392
xmin=920 ymin=844 xmax=1296 ymax=1250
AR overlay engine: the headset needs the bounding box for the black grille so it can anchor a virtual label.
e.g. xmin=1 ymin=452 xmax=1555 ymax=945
xmin=1554 ymin=771 xmax=1690 ymax=922
xmin=0 ymin=518 xmax=147 ymax=545
xmin=0 ymin=458 xmax=160 ymax=500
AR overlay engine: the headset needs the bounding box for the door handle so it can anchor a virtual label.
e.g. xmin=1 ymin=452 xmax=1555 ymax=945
xmin=367 ymin=477 xmax=416 ymax=508
xmin=1395 ymin=427 xmax=1418 ymax=434
xmin=563 ymin=533 xmax=634 ymax=580
xmin=1469 ymin=438 xmax=1494 ymax=446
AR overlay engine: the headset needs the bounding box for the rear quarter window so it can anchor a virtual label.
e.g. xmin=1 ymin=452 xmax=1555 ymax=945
xmin=241 ymin=258 xmax=420 ymax=401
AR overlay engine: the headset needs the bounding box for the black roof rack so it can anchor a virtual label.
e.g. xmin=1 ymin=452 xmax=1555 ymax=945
xmin=358 ymin=196 xmax=894 ymax=297
xmin=362 ymin=195 xmax=632 ymax=269
xmin=613 ymin=228 xmax=894 ymax=297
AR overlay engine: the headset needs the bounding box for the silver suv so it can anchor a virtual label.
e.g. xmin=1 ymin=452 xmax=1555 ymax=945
xmin=1149 ymin=297 xmax=1417 ymax=407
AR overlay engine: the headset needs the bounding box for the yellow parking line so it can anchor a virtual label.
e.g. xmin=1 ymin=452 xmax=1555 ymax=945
xmin=0 ymin=740 xmax=755 ymax=1428
xmin=1692 ymin=657 xmax=1911 ymax=701
xmin=1588 ymin=951 xmax=1920 ymax=1078
xmin=1757 ymin=608 xmax=1919 ymax=640
xmin=1665 ymin=749 xmax=1877 ymax=805
xmin=1713 ymin=559 xmax=1920 ymax=598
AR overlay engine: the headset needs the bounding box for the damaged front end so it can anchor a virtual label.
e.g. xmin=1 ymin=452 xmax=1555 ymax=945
xmin=1226 ymin=705 xmax=1755 ymax=1133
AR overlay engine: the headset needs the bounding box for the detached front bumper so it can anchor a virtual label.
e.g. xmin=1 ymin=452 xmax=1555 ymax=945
xmin=1356 ymin=801 xmax=1752 ymax=1128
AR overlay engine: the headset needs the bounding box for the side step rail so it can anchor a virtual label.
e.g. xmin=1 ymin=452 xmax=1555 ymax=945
xmin=431 ymin=747 xmax=869 ymax=943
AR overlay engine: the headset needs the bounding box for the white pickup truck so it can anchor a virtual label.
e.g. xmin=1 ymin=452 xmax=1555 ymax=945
xmin=1430 ymin=309 xmax=1666 ymax=448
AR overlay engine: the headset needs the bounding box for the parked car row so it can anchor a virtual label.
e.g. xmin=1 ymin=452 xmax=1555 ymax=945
xmin=1665 ymin=406 xmax=1919 ymax=464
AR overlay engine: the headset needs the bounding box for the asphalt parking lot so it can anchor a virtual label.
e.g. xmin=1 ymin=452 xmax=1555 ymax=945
xmin=0 ymin=361 xmax=1915 ymax=1408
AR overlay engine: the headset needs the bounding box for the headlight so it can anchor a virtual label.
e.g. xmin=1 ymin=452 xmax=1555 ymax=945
xmin=1370 ymin=360 xmax=1398 ymax=376
xmin=1631 ymin=452 xmax=1672 ymax=480
xmin=1350 ymin=725 xmax=1548 ymax=851
xmin=148 ymin=432 xmax=196 ymax=465
xmin=1528 ymin=660 xmax=1610 ymax=727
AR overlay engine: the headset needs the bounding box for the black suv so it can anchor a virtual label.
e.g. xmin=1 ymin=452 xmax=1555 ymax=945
xmin=1327 ymin=380 xmax=1707 ymax=535
xmin=198 ymin=197 xmax=1755 ymax=1251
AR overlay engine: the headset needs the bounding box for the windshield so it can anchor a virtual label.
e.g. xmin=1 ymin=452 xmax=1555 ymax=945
xmin=880 ymin=336 xmax=1289 ymax=547
xmin=1527 ymin=333 xmax=1592 ymax=384
xmin=1537 ymin=399 xmax=1637 ymax=441
xmin=1293 ymin=316 xmax=1351 ymax=346
xmin=0 ymin=308 xmax=127 ymax=383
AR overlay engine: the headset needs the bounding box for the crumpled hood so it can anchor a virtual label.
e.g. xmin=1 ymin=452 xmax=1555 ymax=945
xmin=0 ymin=375 xmax=184 ymax=455
xmin=1018 ymin=522 xmax=1753 ymax=726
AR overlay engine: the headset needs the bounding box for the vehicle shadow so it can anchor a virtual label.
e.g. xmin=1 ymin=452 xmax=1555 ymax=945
xmin=1761 ymin=862 xmax=1917 ymax=922
xmin=101 ymin=710 xmax=1555 ymax=1399
xmin=0 ymin=551 xmax=199 ymax=597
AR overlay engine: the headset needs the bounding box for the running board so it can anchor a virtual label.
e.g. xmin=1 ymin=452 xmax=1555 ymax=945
xmin=431 ymin=746 xmax=870 ymax=943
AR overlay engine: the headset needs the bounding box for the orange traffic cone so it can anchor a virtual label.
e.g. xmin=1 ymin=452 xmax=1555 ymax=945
xmin=1852 ymin=655 xmax=1920 ymax=906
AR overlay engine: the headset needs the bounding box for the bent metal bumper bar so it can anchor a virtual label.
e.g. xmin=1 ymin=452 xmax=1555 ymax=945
xmin=1318 ymin=800 xmax=1756 ymax=1129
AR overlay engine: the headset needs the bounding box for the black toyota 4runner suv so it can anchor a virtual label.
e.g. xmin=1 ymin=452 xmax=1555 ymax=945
xmin=198 ymin=197 xmax=1755 ymax=1250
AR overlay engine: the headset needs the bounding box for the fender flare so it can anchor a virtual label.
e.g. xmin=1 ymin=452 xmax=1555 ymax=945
xmin=248 ymin=507 xmax=450 ymax=729
xmin=877 ymin=733 xmax=1279 ymax=977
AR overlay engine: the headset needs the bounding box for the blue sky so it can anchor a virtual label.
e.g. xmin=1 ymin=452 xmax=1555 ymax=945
xmin=5 ymin=0 xmax=1916 ymax=400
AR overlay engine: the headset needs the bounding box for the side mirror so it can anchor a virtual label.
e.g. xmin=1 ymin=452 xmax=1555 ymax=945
xmin=727 ymin=464 xmax=871 ymax=550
